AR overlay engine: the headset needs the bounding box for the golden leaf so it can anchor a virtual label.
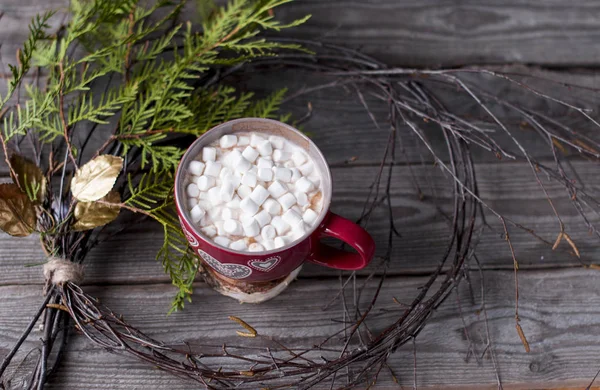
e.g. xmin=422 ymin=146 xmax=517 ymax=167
xmin=71 ymin=155 xmax=123 ymax=202
xmin=9 ymin=154 xmax=47 ymax=204
xmin=72 ymin=191 xmax=121 ymax=231
xmin=0 ymin=183 xmax=36 ymax=237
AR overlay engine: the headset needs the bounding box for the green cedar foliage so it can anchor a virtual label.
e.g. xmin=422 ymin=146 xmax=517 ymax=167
xmin=0 ymin=0 xmax=308 ymax=312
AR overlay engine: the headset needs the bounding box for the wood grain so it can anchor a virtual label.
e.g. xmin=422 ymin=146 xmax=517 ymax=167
xmin=274 ymin=0 xmax=600 ymax=67
xmin=243 ymin=66 xmax=600 ymax=165
xmin=2 ymin=65 xmax=598 ymax=173
xmin=2 ymin=1 xmax=600 ymax=388
xmin=2 ymin=269 xmax=600 ymax=389
xmin=0 ymin=161 xmax=597 ymax=287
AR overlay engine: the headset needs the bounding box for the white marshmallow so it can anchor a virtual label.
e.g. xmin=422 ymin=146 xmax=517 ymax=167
xmin=291 ymin=151 xmax=307 ymax=166
xmin=271 ymin=216 xmax=290 ymax=235
xmin=250 ymin=134 xmax=265 ymax=147
xmin=241 ymin=172 xmax=257 ymax=188
xmin=249 ymin=242 xmax=265 ymax=252
xmin=189 ymin=161 xmax=205 ymax=176
xmin=196 ymin=175 xmax=216 ymax=191
xmin=249 ymin=185 xmax=269 ymax=206
xmin=204 ymin=161 xmax=222 ymax=177
xmin=284 ymin=160 xmax=296 ymax=169
xmin=310 ymin=175 xmax=321 ymax=188
xmin=241 ymin=146 xmax=259 ymax=162
xmin=295 ymin=177 xmax=315 ymax=193
xmin=223 ymin=173 xmax=241 ymax=189
xmin=197 ymin=200 xmax=211 ymax=210
xmin=240 ymin=196 xmax=259 ymax=216
xmin=240 ymin=213 xmax=254 ymax=225
xmin=215 ymin=221 xmax=227 ymax=236
xmin=257 ymin=140 xmax=273 ymax=157
xmin=295 ymin=191 xmax=309 ymax=207
xmin=234 ymin=156 xmax=252 ymax=173
xmin=201 ymin=225 xmax=217 ymax=237
xmin=188 ymin=197 xmax=198 ymax=208
xmin=274 ymin=167 xmax=292 ymax=183
xmin=291 ymin=221 xmax=308 ymax=240
xmin=219 ymin=134 xmax=237 ymax=148
xmin=290 ymin=168 xmax=302 ymax=183
xmin=274 ymin=236 xmax=287 ymax=248
xmin=273 ymin=149 xmax=290 ymax=162
xmin=303 ymin=209 xmax=319 ymax=225
xmin=215 ymin=221 xmax=226 ymax=236
xmin=238 ymin=136 xmax=250 ymax=146
xmin=277 ymin=192 xmax=296 ymax=211
xmin=207 ymin=204 xmax=221 ymax=219
xmin=263 ymin=240 xmax=276 ymax=250
xmin=214 ymin=236 xmax=231 ymax=247
xmin=237 ymin=184 xmax=252 ymax=199
xmin=257 ymin=157 xmax=273 ymax=169
xmin=257 ymin=168 xmax=273 ymax=182
xmin=254 ymin=210 xmax=272 ymax=228
xmin=282 ymin=209 xmax=302 ymax=226
xmin=298 ymin=162 xmax=314 ymax=176
xmin=219 ymin=179 xmax=235 ymax=202
xmin=225 ymin=150 xmax=242 ymax=167
xmin=202 ymin=147 xmax=216 ymax=162
xmin=221 ymin=207 xmax=237 ymax=220
xmin=190 ymin=204 xmax=206 ymax=223
xmin=186 ymin=183 xmax=200 ymax=198
xmin=223 ymin=219 xmax=242 ymax=235
xmin=268 ymin=135 xmax=285 ymax=149
xmin=219 ymin=167 xmax=232 ymax=179
xmin=263 ymin=198 xmax=282 ymax=215
xmin=208 ymin=187 xmax=223 ymax=205
xmin=198 ymin=191 xmax=209 ymax=200
xmin=268 ymin=181 xmax=288 ymax=198
xmin=230 ymin=239 xmax=247 ymax=251
xmin=261 ymin=224 xmax=276 ymax=240
xmin=242 ymin=218 xmax=260 ymax=237
xmin=226 ymin=195 xmax=241 ymax=209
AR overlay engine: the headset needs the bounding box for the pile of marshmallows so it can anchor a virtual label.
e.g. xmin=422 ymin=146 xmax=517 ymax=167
xmin=185 ymin=132 xmax=323 ymax=252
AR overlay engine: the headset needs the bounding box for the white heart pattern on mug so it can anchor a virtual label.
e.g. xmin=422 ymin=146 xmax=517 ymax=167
xmin=197 ymin=249 xmax=252 ymax=279
xmin=248 ymin=256 xmax=281 ymax=272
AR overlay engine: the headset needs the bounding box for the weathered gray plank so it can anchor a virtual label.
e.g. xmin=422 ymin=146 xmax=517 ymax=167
xmin=275 ymin=0 xmax=600 ymax=67
xmin=3 ymin=0 xmax=600 ymax=171
xmin=0 ymin=161 xmax=598 ymax=287
xmin=2 ymin=268 xmax=600 ymax=388
xmin=7 ymin=0 xmax=600 ymax=68
xmin=240 ymin=65 xmax=600 ymax=165
xmin=9 ymin=65 xmax=600 ymax=173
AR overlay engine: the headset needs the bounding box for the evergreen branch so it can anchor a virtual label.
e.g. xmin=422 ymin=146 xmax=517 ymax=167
xmin=123 ymin=172 xmax=196 ymax=311
xmin=0 ymin=0 xmax=308 ymax=310
xmin=67 ymin=84 xmax=139 ymax=125
xmin=244 ymin=88 xmax=287 ymax=118
xmin=1 ymin=11 xmax=54 ymax=106
xmin=125 ymin=171 xmax=174 ymax=210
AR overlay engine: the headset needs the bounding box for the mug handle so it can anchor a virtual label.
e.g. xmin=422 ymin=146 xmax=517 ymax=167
xmin=307 ymin=211 xmax=375 ymax=270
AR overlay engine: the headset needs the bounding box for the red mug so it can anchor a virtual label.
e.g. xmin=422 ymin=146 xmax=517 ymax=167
xmin=174 ymin=118 xmax=375 ymax=282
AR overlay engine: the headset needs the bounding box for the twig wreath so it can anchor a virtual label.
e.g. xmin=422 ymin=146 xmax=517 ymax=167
xmin=1 ymin=0 xmax=599 ymax=389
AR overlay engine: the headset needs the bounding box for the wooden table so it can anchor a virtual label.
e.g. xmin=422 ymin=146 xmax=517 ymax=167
xmin=2 ymin=1 xmax=600 ymax=388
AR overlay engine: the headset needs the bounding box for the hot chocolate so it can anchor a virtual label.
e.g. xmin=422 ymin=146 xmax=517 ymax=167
xmin=184 ymin=132 xmax=324 ymax=252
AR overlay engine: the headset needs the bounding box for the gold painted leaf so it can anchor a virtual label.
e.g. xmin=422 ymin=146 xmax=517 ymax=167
xmin=71 ymin=155 xmax=123 ymax=202
xmin=72 ymin=191 xmax=121 ymax=231
xmin=0 ymin=183 xmax=36 ymax=237
xmin=9 ymin=154 xmax=47 ymax=204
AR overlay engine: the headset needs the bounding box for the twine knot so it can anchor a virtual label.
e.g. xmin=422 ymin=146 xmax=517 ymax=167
xmin=43 ymin=258 xmax=85 ymax=286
